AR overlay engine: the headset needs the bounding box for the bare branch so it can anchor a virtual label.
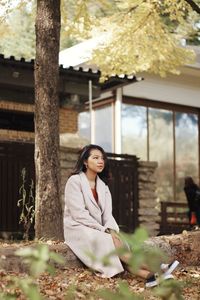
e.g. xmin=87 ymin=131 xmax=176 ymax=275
xmin=184 ymin=0 xmax=200 ymax=14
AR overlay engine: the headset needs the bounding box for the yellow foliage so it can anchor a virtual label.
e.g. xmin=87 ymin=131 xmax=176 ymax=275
xmin=0 ymin=0 xmax=30 ymax=19
xmin=0 ymin=0 xmax=198 ymax=79
xmin=61 ymin=0 xmax=114 ymax=40
xmin=70 ymin=0 xmax=197 ymax=80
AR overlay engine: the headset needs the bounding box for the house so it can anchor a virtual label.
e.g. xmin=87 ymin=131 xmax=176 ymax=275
xmin=60 ymin=42 xmax=200 ymax=220
xmin=1 ymin=40 xmax=199 ymax=236
xmin=0 ymin=54 xmax=138 ymax=237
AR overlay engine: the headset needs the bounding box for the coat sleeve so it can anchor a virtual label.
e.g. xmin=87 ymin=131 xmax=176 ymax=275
xmin=64 ymin=176 xmax=105 ymax=231
xmin=102 ymin=186 xmax=119 ymax=233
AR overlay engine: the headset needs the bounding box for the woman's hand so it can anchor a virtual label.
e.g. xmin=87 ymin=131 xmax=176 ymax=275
xmin=105 ymin=228 xmax=117 ymax=234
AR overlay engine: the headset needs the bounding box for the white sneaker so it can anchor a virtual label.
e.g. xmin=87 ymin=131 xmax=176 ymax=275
xmin=160 ymin=260 xmax=179 ymax=276
xmin=145 ymin=275 xmax=158 ymax=288
xmin=161 ymin=273 xmax=174 ymax=281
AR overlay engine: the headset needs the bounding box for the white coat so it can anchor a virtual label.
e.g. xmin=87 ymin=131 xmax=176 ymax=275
xmin=63 ymin=172 xmax=124 ymax=277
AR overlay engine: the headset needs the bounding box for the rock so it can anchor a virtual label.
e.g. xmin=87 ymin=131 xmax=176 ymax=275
xmin=145 ymin=229 xmax=200 ymax=266
xmin=0 ymin=243 xmax=83 ymax=273
xmin=0 ymin=230 xmax=199 ymax=274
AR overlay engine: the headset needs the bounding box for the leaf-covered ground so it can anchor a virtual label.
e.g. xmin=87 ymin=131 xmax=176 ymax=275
xmin=0 ymin=241 xmax=200 ymax=299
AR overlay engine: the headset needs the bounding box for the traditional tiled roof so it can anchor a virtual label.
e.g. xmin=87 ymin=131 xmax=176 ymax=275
xmin=0 ymin=54 xmax=137 ymax=93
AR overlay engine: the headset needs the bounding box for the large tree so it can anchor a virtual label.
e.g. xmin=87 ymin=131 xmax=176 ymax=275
xmin=34 ymin=0 xmax=63 ymax=240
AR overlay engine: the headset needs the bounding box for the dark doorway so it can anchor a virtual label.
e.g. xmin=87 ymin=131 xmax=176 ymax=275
xmin=0 ymin=109 xmax=34 ymax=132
xmin=107 ymin=153 xmax=139 ymax=233
xmin=0 ymin=141 xmax=35 ymax=238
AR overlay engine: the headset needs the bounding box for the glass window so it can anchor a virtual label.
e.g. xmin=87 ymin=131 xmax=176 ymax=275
xmin=79 ymin=102 xmax=199 ymax=207
xmin=122 ymin=104 xmax=147 ymax=160
xmin=78 ymin=111 xmax=90 ymax=142
xmin=175 ymin=112 xmax=199 ymax=202
xmin=94 ymin=105 xmax=113 ymax=152
xmin=149 ymin=108 xmax=174 ymax=202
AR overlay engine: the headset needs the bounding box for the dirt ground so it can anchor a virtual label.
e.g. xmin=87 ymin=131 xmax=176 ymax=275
xmin=0 ymin=241 xmax=200 ymax=300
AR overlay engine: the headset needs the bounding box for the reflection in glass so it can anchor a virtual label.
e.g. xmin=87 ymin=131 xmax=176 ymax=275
xmin=176 ymin=113 xmax=199 ymax=202
xmin=78 ymin=111 xmax=90 ymax=142
xmin=149 ymin=108 xmax=173 ymax=203
xmin=79 ymin=104 xmax=199 ymax=209
xmin=122 ymin=104 xmax=147 ymax=160
xmin=94 ymin=105 xmax=113 ymax=152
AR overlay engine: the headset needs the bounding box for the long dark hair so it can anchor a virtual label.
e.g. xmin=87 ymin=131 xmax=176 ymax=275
xmin=71 ymin=144 xmax=110 ymax=184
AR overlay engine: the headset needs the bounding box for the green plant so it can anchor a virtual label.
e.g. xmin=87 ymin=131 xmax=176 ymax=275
xmin=2 ymin=277 xmax=43 ymax=300
xmin=0 ymin=229 xmax=185 ymax=300
xmin=98 ymin=281 xmax=143 ymax=300
xmin=154 ymin=278 xmax=185 ymax=300
xmin=0 ymin=244 xmax=64 ymax=300
xmin=87 ymin=228 xmax=184 ymax=300
xmin=15 ymin=244 xmax=64 ymax=277
xmin=17 ymin=167 xmax=35 ymax=240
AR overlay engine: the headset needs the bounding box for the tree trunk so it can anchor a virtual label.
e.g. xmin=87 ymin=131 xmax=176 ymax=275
xmin=34 ymin=0 xmax=63 ymax=240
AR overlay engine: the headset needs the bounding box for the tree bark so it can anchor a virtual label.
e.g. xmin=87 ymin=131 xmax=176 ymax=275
xmin=34 ymin=0 xmax=63 ymax=240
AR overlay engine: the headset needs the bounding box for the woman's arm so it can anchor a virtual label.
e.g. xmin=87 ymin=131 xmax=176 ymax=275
xmin=102 ymin=186 xmax=119 ymax=233
xmin=64 ymin=176 xmax=105 ymax=231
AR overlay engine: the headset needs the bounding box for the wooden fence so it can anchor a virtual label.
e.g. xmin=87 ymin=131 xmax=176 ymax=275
xmin=0 ymin=141 xmax=35 ymax=238
xmin=159 ymin=201 xmax=190 ymax=235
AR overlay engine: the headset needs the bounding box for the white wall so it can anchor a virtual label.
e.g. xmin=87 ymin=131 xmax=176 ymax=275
xmin=123 ymin=66 xmax=200 ymax=108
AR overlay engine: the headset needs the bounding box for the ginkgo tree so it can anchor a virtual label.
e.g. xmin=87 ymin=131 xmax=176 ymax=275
xmin=0 ymin=1 xmax=200 ymax=78
xmin=0 ymin=1 xmax=200 ymax=62
xmin=91 ymin=0 xmax=197 ymax=79
xmin=64 ymin=0 xmax=200 ymax=80
xmin=0 ymin=0 xmax=200 ymax=239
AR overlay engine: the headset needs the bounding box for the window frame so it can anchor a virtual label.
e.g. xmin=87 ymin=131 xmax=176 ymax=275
xmin=123 ymin=96 xmax=200 ymax=200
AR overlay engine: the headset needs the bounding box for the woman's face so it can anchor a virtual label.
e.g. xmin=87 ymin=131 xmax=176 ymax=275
xmin=85 ymin=149 xmax=105 ymax=174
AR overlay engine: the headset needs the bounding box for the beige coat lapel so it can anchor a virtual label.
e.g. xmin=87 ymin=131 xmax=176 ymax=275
xmin=96 ymin=176 xmax=106 ymax=212
xmin=80 ymin=172 xmax=100 ymax=210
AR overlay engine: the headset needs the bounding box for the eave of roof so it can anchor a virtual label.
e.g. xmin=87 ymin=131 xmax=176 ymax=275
xmin=0 ymin=54 xmax=137 ymax=91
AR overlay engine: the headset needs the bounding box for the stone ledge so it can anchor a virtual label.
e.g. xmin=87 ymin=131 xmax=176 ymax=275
xmin=1 ymin=230 xmax=200 ymax=274
xmin=0 ymin=243 xmax=83 ymax=273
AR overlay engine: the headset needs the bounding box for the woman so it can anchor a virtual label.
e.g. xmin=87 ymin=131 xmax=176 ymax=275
xmin=63 ymin=144 xmax=178 ymax=287
xmin=184 ymin=176 xmax=200 ymax=226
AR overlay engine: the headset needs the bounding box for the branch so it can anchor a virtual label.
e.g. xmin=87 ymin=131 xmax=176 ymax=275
xmin=184 ymin=0 xmax=200 ymax=14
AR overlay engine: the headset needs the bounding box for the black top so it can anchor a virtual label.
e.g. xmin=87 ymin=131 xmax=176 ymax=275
xmin=184 ymin=184 xmax=199 ymax=211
